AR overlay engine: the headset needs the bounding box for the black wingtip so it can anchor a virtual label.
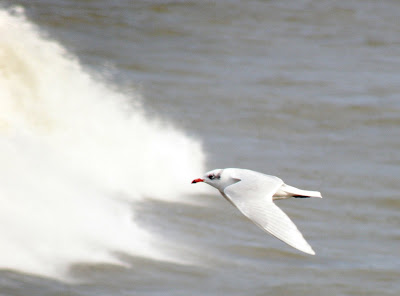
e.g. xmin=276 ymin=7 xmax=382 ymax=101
xmin=293 ymin=195 xmax=311 ymax=198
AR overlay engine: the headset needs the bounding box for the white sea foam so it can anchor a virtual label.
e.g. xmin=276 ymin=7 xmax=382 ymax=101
xmin=0 ymin=7 xmax=205 ymax=279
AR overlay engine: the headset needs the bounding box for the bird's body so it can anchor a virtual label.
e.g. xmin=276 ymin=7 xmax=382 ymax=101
xmin=192 ymin=168 xmax=322 ymax=255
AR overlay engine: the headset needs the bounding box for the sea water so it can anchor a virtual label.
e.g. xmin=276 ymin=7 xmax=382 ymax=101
xmin=1 ymin=1 xmax=399 ymax=295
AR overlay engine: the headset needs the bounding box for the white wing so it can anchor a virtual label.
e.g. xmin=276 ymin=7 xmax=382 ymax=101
xmin=222 ymin=169 xmax=315 ymax=255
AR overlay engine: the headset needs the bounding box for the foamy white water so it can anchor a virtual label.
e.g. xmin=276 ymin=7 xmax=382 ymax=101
xmin=0 ymin=7 xmax=205 ymax=278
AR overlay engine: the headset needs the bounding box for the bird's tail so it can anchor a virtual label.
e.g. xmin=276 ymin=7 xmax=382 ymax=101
xmin=281 ymin=184 xmax=322 ymax=198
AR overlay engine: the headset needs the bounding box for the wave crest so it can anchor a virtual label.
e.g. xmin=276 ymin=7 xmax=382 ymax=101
xmin=0 ymin=7 xmax=205 ymax=278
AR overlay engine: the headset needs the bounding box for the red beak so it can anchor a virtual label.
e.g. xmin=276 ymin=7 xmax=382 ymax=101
xmin=191 ymin=178 xmax=204 ymax=184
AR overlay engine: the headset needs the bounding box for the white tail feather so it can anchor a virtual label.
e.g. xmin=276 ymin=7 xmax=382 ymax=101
xmin=279 ymin=184 xmax=322 ymax=198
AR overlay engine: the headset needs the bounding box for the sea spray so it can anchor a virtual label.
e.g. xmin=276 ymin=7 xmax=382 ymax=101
xmin=0 ymin=7 xmax=205 ymax=278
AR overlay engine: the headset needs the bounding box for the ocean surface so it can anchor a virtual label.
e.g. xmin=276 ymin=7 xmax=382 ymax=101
xmin=1 ymin=1 xmax=399 ymax=295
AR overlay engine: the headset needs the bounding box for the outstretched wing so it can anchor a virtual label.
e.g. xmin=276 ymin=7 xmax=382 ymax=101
xmin=222 ymin=169 xmax=315 ymax=255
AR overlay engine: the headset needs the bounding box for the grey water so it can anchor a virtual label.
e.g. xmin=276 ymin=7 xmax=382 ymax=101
xmin=1 ymin=0 xmax=400 ymax=295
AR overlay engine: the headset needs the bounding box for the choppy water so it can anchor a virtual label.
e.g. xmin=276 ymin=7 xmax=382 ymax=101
xmin=1 ymin=1 xmax=399 ymax=295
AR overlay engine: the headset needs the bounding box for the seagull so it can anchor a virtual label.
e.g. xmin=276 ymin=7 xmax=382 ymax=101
xmin=192 ymin=168 xmax=322 ymax=255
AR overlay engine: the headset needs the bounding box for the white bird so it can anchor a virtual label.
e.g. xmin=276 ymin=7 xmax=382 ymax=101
xmin=192 ymin=168 xmax=322 ymax=255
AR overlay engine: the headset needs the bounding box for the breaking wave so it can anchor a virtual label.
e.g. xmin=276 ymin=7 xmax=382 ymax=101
xmin=0 ymin=7 xmax=205 ymax=278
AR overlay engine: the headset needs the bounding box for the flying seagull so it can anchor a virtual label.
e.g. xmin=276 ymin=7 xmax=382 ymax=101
xmin=192 ymin=168 xmax=322 ymax=255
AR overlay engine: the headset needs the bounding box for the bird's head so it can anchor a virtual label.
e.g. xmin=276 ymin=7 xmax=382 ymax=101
xmin=192 ymin=168 xmax=240 ymax=191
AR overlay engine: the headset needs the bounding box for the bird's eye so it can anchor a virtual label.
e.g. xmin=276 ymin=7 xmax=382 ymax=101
xmin=208 ymin=174 xmax=215 ymax=180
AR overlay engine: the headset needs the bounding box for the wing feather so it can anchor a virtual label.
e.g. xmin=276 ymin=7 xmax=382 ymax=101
xmin=222 ymin=170 xmax=315 ymax=255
